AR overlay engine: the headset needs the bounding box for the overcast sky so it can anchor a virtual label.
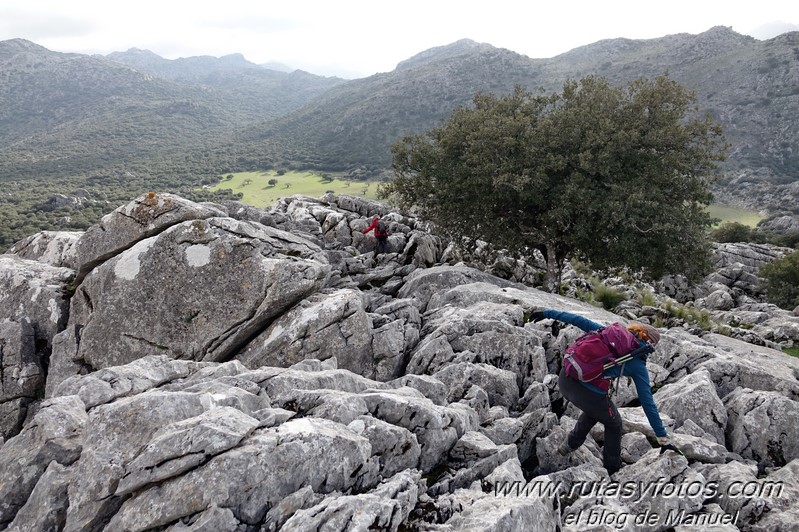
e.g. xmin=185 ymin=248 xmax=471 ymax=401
xmin=1 ymin=1 xmax=797 ymax=78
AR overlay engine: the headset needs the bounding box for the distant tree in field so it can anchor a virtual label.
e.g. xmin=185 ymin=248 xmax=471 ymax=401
xmin=383 ymin=76 xmax=728 ymax=291
xmin=268 ymin=178 xmax=278 ymax=187
xmin=225 ymin=174 xmax=234 ymax=181
xmin=276 ymin=169 xmax=287 ymax=176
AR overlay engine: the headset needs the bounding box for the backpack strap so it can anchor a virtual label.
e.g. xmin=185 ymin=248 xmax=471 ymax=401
xmin=602 ymin=343 xmax=653 ymax=370
xmin=610 ymin=362 xmax=626 ymax=398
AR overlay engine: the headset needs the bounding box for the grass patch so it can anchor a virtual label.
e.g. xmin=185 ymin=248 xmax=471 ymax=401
xmin=637 ymin=288 xmax=657 ymax=307
xmin=707 ymin=204 xmax=764 ymax=228
xmin=784 ymin=346 xmax=799 ymax=357
xmin=208 ymin=170 xmax=381 ymax=208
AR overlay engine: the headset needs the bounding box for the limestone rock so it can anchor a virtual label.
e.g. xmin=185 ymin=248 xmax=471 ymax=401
xmin=55 ymin=217 xmax=329 ymax=384
xmin=724 ymin=387 xmax=799 ymax=471
xmin=0 ymin=395 xmax=87 ymax=529
xmin=73 ymin=192 xmax=226 ymax=282
xmin=0 ymin=255 xmax=74 ymax=354
xmin=0 ymin=318 xmax=40 ymax=439
xmin=238 ymin=288 xmax=376 ymax=378
xmin=4 ymin=230 xmax=81 ymax=268
xmin=655 ymin=368 xmax=727 ymax=444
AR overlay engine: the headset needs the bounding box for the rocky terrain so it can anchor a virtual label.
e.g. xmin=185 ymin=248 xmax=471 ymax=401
xmin=1 ymin=192 xmax=798 ymax=531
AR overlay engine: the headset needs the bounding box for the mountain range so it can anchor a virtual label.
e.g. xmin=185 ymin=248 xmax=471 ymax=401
xmin=0 ymin=26 xmax=798 ymax=216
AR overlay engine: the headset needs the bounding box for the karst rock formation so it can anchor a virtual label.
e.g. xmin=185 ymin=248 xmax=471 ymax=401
xmin=1 ymin=192 xmax=798 ymax=531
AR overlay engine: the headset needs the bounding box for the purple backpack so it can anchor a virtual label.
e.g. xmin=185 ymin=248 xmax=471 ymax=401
xmin=563 ymin=323 xmax=640 ymax=392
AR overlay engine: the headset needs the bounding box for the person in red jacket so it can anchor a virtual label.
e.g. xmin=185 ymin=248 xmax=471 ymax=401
xmin=363 ymin=215 xmax=390 ymax=255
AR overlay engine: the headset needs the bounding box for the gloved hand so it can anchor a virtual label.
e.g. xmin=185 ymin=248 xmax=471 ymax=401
xmin=529 ymin=311 xmax=546 ymax=323
xmin=657 ymin=434 xmax=685 ymax=456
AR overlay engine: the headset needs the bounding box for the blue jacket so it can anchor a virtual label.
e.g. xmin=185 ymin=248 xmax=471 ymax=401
xmin=543 ymin=309 xmax=667 ymax=438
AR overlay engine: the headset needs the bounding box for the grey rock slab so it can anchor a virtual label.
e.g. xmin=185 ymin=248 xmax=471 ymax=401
xmin=63 ymin=390 xmax=219 ymax=531
xmin=400 ymin=231 xmax=441 ymax=267
xmin=62 ymin=217 xmax=330 ymax=375
xmin=731 ymin=458 xmax=799 ymax=531
xmin=255 ymin=367 xmax=387 ymax=404
xmin=431 ymin=437 xmax=518 ymax=495
xmin=0 ymin=395 xmax=87 ymax=529
xmin=407 ymin=302 xmax=545 ymax=388
xmin=238 ymin=288 xmax=376 ymax=379
xmin=433 ymin=362 xmax=520 ymax=410
xmin=621 ymin=432 xmax=653 ymax=464
xmin=724 ymin=387 xmax=799 ymax=470
xmin=372 ymin=318 xmax=416 ymax=381
xmin=397 ymin=265 xmax=521 ymax=312
xmin=104 ymin=417 xmax=379 ymax=531
xmin=0 ymin=318 xmax=40 ymax=439
xmin=116 ymin=406 xmax=261 ymax=496
xmin=0 ymin=255 xmax=74 ymax=353
xmin=358 ymin=389 xmax=473 ymax=472
xmin=443 ymin=490 xmax=560 ymax=531
xmin=281 ymin=470 xmax=423 ymax=532
xmin=73 ymin=192 xmax=226 ymax=282
xmin=0 ymin=397 xmax=31 ymax=441
xmin=480 ymin=416 xmax=525 ymax=446
xmin=5 ymin=461 xmax=72 ymax=532
xmin=482 ymin=457 xmax=526 ymax=491
xmin=612 ymin=449 xmax=707 ymax=531
xmin=670 ymin=432 xmax=729 ymax=464
xmin=535 ymin=425 xmax=602 ymax=475
xmin=654 ymin=368 xmax=727 ymax=445
xmin=4 ymin=230 xmax=81 ymax=269
xmin=691 ymin=460 xmax=759 ymax=519
xmin=276 ymin=385 xmax=471 ymax=473
xmin=387 ymin=374 xmax=449 ymax=405
xmin=348 ymin=415 xmax=422 ymax=477
xmin=164 ymin=505 xmax=241 ymax=531
xmin=261 ymin=487 xmax=322 ymax=532
xmin=619 ymin=406 xmax=676 ymax=439
xmin=52 ymin=354 xmax=212 ymax=405
xmin=280 ymin=388 xmax=370 ymax=425
xmin=655 ymin=329 xmax=799 ymax=400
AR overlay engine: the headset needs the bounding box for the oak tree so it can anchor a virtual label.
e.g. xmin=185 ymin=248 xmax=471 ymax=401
xmin=383 ymin=75 xmax=728 ymax=291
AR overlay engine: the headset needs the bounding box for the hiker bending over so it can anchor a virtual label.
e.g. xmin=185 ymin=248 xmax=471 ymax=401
xmin=363 ymin=215 xmax=390 ymax=255
xmin=531 ymin=309 xmax=670 ymax=475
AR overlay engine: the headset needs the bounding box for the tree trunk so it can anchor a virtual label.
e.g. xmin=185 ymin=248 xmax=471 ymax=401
xmin=543 ymin=242 xmax=563 ymax=293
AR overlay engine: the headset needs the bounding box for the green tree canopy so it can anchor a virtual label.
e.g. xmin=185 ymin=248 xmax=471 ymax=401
xmin=711 ymin=222 xmax=755 ymax=243
xmin=383 ymin=75 xmax=728 ymax=290
xmin=760 ymin=250 xmax=799 ymax=311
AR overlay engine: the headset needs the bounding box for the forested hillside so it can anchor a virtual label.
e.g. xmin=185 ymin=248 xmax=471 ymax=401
xmin=1 ymin=27 xmax=798 ymax=249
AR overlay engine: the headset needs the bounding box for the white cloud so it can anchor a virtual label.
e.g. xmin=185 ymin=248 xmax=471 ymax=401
xmin=0 ymin=0 xmax=797 ymax=78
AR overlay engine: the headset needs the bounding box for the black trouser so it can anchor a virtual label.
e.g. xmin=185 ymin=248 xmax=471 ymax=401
xmin=375 ymin=236 xmax=389 ymax=255
xmin=558 ymin=368 xmax=623 ymax=475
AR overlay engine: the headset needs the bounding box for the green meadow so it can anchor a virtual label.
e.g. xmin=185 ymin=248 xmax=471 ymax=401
xmin=209 ymin=171 xmax=382 ymax=208
xmin=707 ymin=204 xmax=764 ymax=227
xmin=211 ymin=172 xmax=764 ymax=230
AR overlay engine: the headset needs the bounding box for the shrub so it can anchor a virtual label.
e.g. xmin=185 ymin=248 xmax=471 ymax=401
xmin=711 ymin=221 xmax=753 ymax=243
xmin=760 ymin=250 xmax=799 ymax=310
xmin=637 ymin=289 xmax=657 ymax=307
xmin=593 ymin=282 xmax=627 ymax=310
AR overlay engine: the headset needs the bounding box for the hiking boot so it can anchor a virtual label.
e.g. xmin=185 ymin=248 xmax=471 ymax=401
xmin=557 ymin=441 xmax=574 ymax=456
